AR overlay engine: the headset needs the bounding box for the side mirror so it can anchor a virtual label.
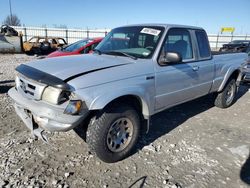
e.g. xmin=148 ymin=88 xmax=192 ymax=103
xmin=159 ymin=52 xmax=182 ymax=65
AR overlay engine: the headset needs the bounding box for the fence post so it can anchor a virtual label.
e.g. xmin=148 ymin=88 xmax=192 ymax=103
xmin=45 ymin=28 xmax=47 ymax=38
xmin=65 ymin=29 xmax=68 ymax=43
xmin=215 ymin=33 xmax=219 ymax=50
xmin=87 ymin=29 xmax=89 ymax=39
xmin=245 ymin=34 xmax=248 ymax=40
xmin=24 ymin=27 xmax=27 ymax=42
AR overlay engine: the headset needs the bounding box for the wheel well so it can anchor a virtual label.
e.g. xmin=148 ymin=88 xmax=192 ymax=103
xmin=77 ymin=95 xmax=147 ymax=137
xmin=219 ymin=70 xmax=241 ymax=92
xmin=229 ymin=70 xmax=240 ymax=81
xmin=87 ymin=95 xmax=144 ymax=119
xmin=228 ymin=70 xmax=243 ymax=87
xmin=104 ymin=95 xmax=143 ymax=115
xmin=103 ymin=95 xmax=148 ymax=133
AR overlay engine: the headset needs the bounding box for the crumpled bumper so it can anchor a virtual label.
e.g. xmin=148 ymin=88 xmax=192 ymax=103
xmin=8 ymin=87 xmax=88 ymax=140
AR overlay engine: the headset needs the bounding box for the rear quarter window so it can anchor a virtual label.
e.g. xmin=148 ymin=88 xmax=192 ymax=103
xmin=195 ymin=30 xmax=211 ymax=59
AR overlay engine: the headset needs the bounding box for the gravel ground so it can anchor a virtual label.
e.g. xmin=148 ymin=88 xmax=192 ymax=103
xmin=0 ymin=54 xmax=250 ymax=188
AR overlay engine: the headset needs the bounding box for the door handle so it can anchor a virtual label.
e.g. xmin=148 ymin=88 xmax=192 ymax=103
xmin=146 ymin=76 xmax=155 ymax=80
xmin=192 ymin=65 xmax=199 ymax=71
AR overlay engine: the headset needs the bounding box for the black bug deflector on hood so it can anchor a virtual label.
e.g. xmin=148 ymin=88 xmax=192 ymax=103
xmin=16 ymin=64 xmax=71 ymax=90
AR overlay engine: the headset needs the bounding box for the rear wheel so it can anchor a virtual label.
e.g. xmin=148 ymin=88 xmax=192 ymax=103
xmin=214 ymin=79 xmax=237 ymax=108
xmin=86 ymin=104 xmax=140 ymax=163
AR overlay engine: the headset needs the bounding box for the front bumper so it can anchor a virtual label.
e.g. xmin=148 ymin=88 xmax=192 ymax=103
xmin=8 ymin=87 xmax=88 ymax=136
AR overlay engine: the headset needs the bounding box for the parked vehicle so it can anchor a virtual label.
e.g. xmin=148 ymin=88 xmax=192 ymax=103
xmin=0 ymin=25 xmax=18 ymax=36
xmin=23 ymin=36 xmax=67 ymax=55
xmin=246 ymin=45 xmax=250 ymax=53
xmin=0 ymin=25 xmax=22 ymax=53
xmin=241 ymin=54 xmax=250 ymax=83
xmin=9 ymin=24 xmax=248 ymax=163
xmin=219 ymin=40 xmax=250 ymax=52
xmin=47 ymin=38 xmax=103 ymax=58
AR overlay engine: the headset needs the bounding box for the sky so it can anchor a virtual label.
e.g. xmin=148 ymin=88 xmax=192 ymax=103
xmin=0 ymin=0 xmax=249 ymax=34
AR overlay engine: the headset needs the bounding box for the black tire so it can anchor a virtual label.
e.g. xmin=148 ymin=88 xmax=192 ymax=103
xmin=86 ymin=104 xmax=140 ymax=163
xmin=214 ymin=79 xmax=237 ymax=108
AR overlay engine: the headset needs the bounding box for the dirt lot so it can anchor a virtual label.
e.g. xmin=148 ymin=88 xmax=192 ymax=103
xmin=0 ymin=54 xmax=249 ymax=188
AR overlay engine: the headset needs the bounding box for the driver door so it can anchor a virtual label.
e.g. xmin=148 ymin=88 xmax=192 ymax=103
xmin=154 ymin=28 xmax=200 ymax=110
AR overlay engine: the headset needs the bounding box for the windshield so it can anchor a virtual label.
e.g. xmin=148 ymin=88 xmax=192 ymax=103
xmin=63 ymin=39 xmax=93 ymax=52
xmin=95 ymin=26 xmax=165 ymax=59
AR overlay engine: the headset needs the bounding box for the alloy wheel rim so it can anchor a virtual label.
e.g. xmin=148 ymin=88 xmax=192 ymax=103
xmin=225 ymin=82 xmax=235 ymax=105
xmin=107 ymin=117 xmax=134 ymax=153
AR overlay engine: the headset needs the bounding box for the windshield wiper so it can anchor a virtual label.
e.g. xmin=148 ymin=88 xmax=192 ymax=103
xmin=93 ymin=49 xmax=102 ymax=55
xmin=103 ymin=51 xmax=137 ymax=60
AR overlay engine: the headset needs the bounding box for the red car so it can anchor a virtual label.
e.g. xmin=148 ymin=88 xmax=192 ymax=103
xmin=47 ymin=37 xmax=103 ymax=58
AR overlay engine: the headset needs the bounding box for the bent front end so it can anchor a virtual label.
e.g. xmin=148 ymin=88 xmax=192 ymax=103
xmin=8 ymin=65 xmax=89 ymax=140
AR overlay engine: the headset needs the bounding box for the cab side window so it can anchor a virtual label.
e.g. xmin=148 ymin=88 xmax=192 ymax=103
xmin=195 ymin=30 xmax=211 ymax=59
xmin=164 ymin=28 xmax=193 ymax=60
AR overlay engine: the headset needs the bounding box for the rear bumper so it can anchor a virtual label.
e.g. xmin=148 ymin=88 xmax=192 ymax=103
xmin=8 ymin=87 xmax=88 ymax=133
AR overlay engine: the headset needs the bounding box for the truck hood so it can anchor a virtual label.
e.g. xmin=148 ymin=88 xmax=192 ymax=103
xmin=27 ymin=54 xmax=134 ymax=81
xmin=25 ymin=54 xmax=152 ymax=89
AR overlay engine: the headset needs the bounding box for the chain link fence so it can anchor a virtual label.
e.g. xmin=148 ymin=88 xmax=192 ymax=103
xmin=13 ymin=26 xmax=250 ymax=50
xmin=208 ymin=34 xmax=250 ymax=50
xmin=13 ymin=26 xmax=110 ymax=44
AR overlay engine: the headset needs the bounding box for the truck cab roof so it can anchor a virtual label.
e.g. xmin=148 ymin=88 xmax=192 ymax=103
xmin=118 ymin=23 xmax=204 ymax=30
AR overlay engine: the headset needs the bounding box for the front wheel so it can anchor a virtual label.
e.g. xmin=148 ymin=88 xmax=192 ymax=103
xmin=214 ymin=79 xmax=237 ymax=108
xmin=86 ymin=104 xmax=140 ymax=163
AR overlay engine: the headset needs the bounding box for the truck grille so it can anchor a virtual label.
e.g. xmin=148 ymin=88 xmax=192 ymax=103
xmin=16 ymin=75 xmax=46 ymax=100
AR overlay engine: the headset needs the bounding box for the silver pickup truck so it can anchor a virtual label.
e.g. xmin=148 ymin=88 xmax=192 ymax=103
xmin=8 ymin=24 xmax=248 ymax=162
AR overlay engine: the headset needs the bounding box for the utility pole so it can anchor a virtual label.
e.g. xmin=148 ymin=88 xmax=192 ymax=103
xmin=9 ymin=0 xmax=13 ymax=25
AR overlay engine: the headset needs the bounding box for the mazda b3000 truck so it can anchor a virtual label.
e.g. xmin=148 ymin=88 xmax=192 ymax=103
xmin=8 ymin=24 xmax=247 ymax=162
